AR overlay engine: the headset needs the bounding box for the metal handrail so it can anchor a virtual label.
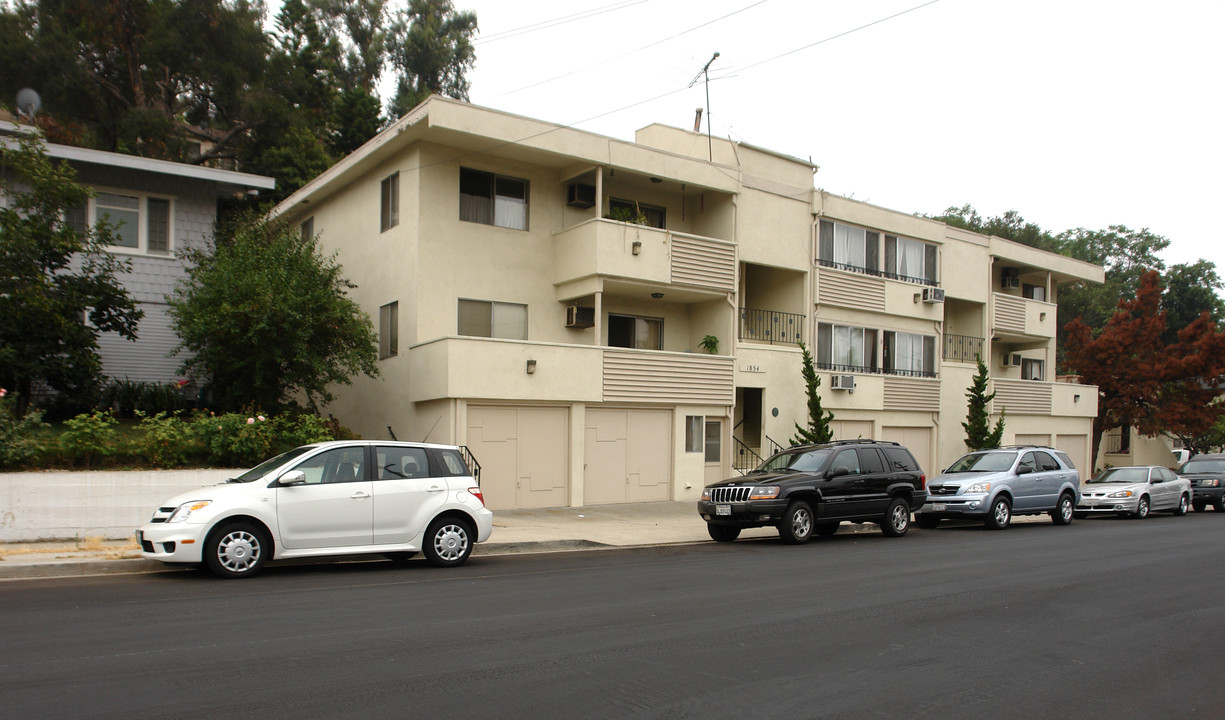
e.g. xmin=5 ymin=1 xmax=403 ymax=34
xmin=460 ymin=446 xmax=481 ymax=485
xmin=732 ymin=437 xmax=764 ymax=475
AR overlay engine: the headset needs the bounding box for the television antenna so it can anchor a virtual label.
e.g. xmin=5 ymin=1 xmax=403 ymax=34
xmin=688 ymin=52 xmax=719 ymax=161
xmin=16 ymin=88 xmax=41 ymax=119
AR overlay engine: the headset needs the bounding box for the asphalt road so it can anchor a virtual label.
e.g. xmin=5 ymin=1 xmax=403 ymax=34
xmin=2 ymin=513 xmax=1223 ymax=720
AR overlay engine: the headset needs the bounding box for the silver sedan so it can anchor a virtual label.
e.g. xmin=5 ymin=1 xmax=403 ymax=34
xmin=1076 ymin=466 xmax=1191 ymax=519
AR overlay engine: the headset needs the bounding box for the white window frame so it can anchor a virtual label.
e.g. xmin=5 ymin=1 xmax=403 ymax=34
xmin=459 ymin=167 xmax=529 ymax=231
xmin=1022 ymin=358 xmax=1045 ymax=381
xmin=458 ymin=299 xmax=528 ymax=340
xmin=78 ymin=187 xmax=175 ymax=256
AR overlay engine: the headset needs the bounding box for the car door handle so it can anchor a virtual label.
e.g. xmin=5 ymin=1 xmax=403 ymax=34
xmin=350 ymin=491 xmax=371 ymax=500
xmin=428 ymin=486 xmax=445 ymax=493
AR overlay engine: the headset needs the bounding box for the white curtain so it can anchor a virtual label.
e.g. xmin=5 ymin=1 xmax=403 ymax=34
xmin=834 ymin=224 xmax=866 ymax=268
xmin=494 ymin=196 xmax=526 ymax=230
xmin=895 ymin=332 xmax=922 ymax=372
xmin=833 ymin=326 xmax=864 ymax=367
xmin=898 ymin=237 xmax=924 ymax=278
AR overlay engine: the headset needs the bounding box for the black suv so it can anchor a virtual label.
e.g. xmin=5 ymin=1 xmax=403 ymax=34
xmin=1178 ymin=453 xmax=1225 ymax=511
xmin=697 ymin=440 xmax=927 ymax=544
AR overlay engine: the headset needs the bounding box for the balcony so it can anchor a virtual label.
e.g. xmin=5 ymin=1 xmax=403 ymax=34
xmin=739 ymin=308 xmax=804 ymax=346
xmin=992 ymin=293 xmax=1056 ymax=343
xmin=943 ymin=334 xmax=985 ymax=364
xmin=553 ymin=219 xmax=735 ymax=298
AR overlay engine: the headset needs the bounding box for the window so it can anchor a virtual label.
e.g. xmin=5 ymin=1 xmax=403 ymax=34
xmin=885 ymin=234 xmax=937 ymax=285
xmin=1034 ymin=451 xmax=1060 ymax=472
xmin=609 ymin=198 xmax=666 ymax=228
xmin=1022 ymin=358 xmax=1045 ymax=381
xmin=301 ymin=216 xmax=314 ymax=240
xmin=818 ymin=219 xmax=879 ymax=274
xmin=1023 ymin=283 xmax=1047 ymax=302
xmin=608 ymin=314 xmax=662 ymax=350
xmin=883 ymin=331 xmax=936 ymax=377
xmin=831 ymin=449 xmax=862 ymax=475
xmin=685 ymin=416 xmax=703 ymax=453
xmin=380 ymin=173 xmax=399 ymax=232
xmin=459 ymin=167 xmax=528 ymax=230
xmin=704 ymin=420 xmax=721 ymax=463
xmin=292 ymin=446 xmax=367 ymax=484
xmin=72 ymin=191 xmax=173 ymax=255
xmin=817 ymin=322 xmax=878 ymax=372
xmin=376 ymin=446 xmax=431 ymax=479
xmin=458 ymin=299 xmax=528 ymax=339
xmin=379 ymin=302 xmax=398 ymax=359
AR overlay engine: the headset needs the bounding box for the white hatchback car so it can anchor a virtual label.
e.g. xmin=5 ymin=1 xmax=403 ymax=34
xmin=137 ymin=441 xmax=494 ymax=578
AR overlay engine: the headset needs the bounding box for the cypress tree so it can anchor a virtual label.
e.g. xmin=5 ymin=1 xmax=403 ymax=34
xmin=791 ymin=341 xmax=835 ymax=446
xmin=963 ymin=355 xmax=1005 ymax=450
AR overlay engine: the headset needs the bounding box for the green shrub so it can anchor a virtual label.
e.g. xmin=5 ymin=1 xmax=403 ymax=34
xmin=0 ymin=390 xmax=49 ymax=469
xmin=102 ymin=378 xmax=190 ymax=418
xmin=59 ymin=410 xmax=119 ymax=468
xmin=135 ymin=411 xmax=201 ymax=467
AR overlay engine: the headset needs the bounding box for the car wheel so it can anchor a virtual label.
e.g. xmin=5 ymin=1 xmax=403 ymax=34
xmin=1215 ymin=495 xmax=1225 ymax=512
xmin=1133 ymin=495 xmax=1150 ymax=519
xmin=880 ymin=497 xmax=911 ymax=537
xmin=1174 ymin=493 xmax=1190 ymax=516
xmin=423 ymin=517 xmax=474 ymax=567
xmin=916 ymin=515 xmax=941 ymax=530
xmin=707 ymin=524 xmax=741 ymax=542
xmin=204 ymin=522 xmax=269 ymax=579
xmin=384 ymin=552 xmax=418 ymax=564
xmin=815 ymin=522 xmax=840 ymax=536
xmin=984 ymin=496 xmax=1011 ymax=530
xmin=1192 ymin=499 xmax=1207 ymax=512
xmin=1051 ymin=492 xmax=1075 ymax=525
xmin=778 ymin=500 xmax=814 ymax=545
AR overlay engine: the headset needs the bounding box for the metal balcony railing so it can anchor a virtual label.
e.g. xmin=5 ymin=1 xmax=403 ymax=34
xmin=740 ymin=308 xmax=804 ymax=345
xmin=944 ymin=334 xmax=986 ymax=363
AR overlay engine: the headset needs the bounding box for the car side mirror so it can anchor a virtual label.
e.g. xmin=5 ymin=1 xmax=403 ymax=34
xmin=277 ymin=470 xmax=307 ymax=486
xmin=1016 ymin=465 xmax=1033 ymax=475
xmin=1151 ymin=478 xmax=1163 ymax=484
xmin=828 ymin=466 xmax=850 ymax=478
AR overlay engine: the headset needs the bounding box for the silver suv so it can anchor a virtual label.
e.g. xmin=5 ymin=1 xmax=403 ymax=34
xmin=916 ymin=446 xmax=1081 ymax=530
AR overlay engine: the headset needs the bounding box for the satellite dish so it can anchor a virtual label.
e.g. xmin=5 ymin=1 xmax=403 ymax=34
xmin=16 ymin=88 xmax=41 ymax=119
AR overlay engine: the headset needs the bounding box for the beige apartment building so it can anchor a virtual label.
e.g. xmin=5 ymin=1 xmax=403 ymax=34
xmin=271 ymin=96 xmax=1104 ymax=511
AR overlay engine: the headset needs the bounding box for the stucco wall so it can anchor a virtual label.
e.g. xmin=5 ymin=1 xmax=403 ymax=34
xmin=0 ymin=469 xmax=238 ymax=542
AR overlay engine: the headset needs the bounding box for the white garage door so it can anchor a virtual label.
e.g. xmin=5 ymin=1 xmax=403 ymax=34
xmin=467 ymin=406 xmax=568 ymax=510
xmin=1055 ymin=434 xmax=1089 ymax=474
xmin=585 ymin=408 xmax=672 ymax=505
xmin=881 ymin=426 xmax=933 ymax=477
xmin=831 ymin=420 xmax=873 ymax=441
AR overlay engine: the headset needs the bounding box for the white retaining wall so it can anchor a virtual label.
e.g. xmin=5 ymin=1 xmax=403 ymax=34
xmin=0 ymin=469 xmax=240 ymax=542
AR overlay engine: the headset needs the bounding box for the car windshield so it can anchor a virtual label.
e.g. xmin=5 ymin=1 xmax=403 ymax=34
xmin=1180 ymin=460 xmax=1225 ymax=474
xmin=946 ymin=451 xmax=1017 ymax=473
xmin=1088 ymin=467 xmax=1149 ymax=484
xmin=755 ymin=449 xmax=832 ymax=474
xmin=229 ymin=446 xmax=317 ymax=483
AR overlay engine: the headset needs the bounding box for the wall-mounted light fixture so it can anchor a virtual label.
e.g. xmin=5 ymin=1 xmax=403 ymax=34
xmin=651 ymin=292 xmax=664 ymax=299
xmin=526 ymin=359 xmax=537 ymax=374
xmin=1073 ymin=394 xmax=1080 ymax=402
xmin=1040 ymin=312 xmax=1047 ymax=320
xmin=632 ymin=240 xmax=642 ymax=255
xmin=650 ymin=177 xmax=662 ymax=184
xmin=913 ymin=293 xmax=921 ymax=303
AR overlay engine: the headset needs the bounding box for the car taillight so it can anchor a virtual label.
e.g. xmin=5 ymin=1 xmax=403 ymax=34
xmin=468 ymin=486 xmax=485 ymax=506
xmin=920 ymin=473 xmax=927 ymax=489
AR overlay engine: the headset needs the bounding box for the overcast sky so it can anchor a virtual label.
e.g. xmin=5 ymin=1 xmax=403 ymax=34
xmin=451 ymin=0 xmax=1223 ymax=275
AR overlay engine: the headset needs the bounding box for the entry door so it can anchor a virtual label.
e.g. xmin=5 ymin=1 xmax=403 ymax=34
xmin=703 ymin=419 xmax=724 ymax=487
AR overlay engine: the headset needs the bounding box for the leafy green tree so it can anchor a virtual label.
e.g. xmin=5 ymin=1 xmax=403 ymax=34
xmin=167 ymin=213 xmax=379 ymax=412
xmin=790 ymin=342 xmax=834 ymax=446
xmin=310 ymin=0 xmax=389 ymax=93
xmin=0 ymin=135 xmax=142 ymax=418
xmin=1160 ymin=260 xmax=1225 ymax=345
xmin=387 ymin=0 xmax=478 ymax=117
xmin=962 ymin=356 xmax=1005 ymax=450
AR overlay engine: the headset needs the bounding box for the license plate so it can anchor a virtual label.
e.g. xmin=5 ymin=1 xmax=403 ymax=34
xmin=716 ymin=504 xmax=731 ymax=516
xmin=932 ymin=503 xmax=947 ymax=512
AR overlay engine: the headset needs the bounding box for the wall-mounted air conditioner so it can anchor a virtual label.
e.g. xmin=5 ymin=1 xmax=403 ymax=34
xmin=1002 ymin=272 xmax=1020 ymax=289
xmin=565 ymin=305 xmax=595 ymax=329
xmin=830 ymin=374 xmax=856 ymax=391
xmin=1001 ymin=353 xmax=1023 ymax=368
xmin=567 ymin=183 xmax=596 ymax=209
xmin=922 ymin=287 xmax=945 ymax=303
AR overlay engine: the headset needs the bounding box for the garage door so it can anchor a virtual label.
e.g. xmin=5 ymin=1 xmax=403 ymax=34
xmin=585 ymin=409 xmax=672 ymax=505
xmin=1055 ymin=434 xmax=1088 ymax=474
xmin=831 ymin=420 xmax=873 ymax=441
xmin=881 ymin=426 xmax=933 ymax=477
xmin=467 ymin=406 xmax=568 ymax=510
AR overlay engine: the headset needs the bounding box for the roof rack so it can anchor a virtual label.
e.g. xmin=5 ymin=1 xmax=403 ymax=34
xmin=790 ymin=439 xmax=902 ymax=449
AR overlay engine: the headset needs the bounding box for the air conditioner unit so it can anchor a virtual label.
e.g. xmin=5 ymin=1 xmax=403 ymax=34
xmin=1002 ymin=273 xmax=1020 ymax=289
xmin=566 ymin=182 xmax=596 ymax=209
xmin=1001 ymin=353 xmax=1023 ymax=368
xmin=830 ymin=374 xmax=856 ymax=391
xmin=921 ymin=287 xmax=945 ymax=304
xmin=564 ymin=305 xmax=595 ymax=329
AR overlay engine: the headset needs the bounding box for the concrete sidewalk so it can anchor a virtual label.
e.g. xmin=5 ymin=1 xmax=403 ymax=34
xmin=0 ymin=502 xmax=1044 ymax=580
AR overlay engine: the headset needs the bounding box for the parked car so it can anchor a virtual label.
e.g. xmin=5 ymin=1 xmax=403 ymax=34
xmin=697 ymin=440 xmax=927 ymax=544
xmin=1177 ymin=454 xmax=1225 ymax=512
xmin=916 ymin=445 xmax=1080 ymax=530
xmin=1075 ymin=466 xmax=1191 ymax=518
xmin=137 ymin=441 xmax=494 ymax=578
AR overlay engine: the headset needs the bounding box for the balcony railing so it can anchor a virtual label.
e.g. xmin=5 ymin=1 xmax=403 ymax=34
xmin=816 ymin=362 xmax=937 ymax=379
xmin=816 ymin=259 xmax=939 ymax=287
xmin=944 ymin=334 xmax=985 ymax=363
xmin=740 ymin=308 xmax=804 ymax=345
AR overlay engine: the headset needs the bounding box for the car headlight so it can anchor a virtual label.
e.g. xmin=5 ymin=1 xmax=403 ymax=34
xmin=701 ymin=489 xmax=711 ymax=501
xmin=965 ymin=482 xmax=992 ymax=494
xmin=749 ymin=486 xmax=781 ymax=500
xmin=167 ymin=500 xmax=212 ymax=523
xmin=1107 ymin=490 xmax=1134 ymax=498
xmin=1204 ymin=479 xmax=1221 ymax=487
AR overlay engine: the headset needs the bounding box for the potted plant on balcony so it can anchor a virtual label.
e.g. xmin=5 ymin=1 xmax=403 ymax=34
xmin=699 ymin=335 xmax=719 ymax=354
